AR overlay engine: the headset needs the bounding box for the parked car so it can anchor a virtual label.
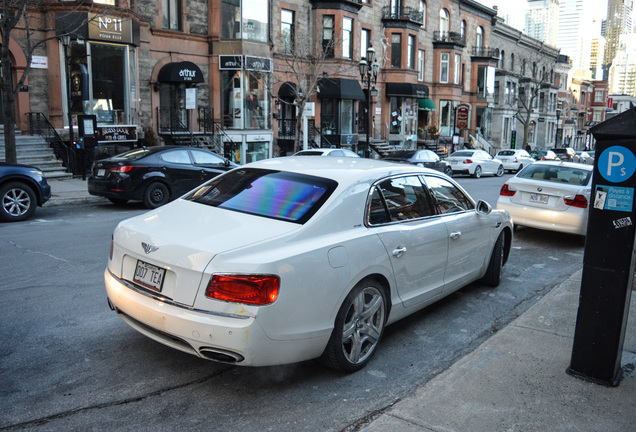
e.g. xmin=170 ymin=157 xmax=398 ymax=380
xmin=445 ymin=149 xmax=504 ymax=178
xmin=531 ymin=150 xmax=559 ymax=161
xmin=574 ymin=151 xmax=595 ymax=165
xmin=496 ymin=161 xmax=593 ymax=236
xmin=383 ymin=149 xmax=453 ymax=176
xmin=551 ymin=147 xmax=576 ymax=162
xmin=105 ymin=157 xmax=513 ymax=372
xmin=495 ymin=149 xmax=535 ymax=173
xmin=0 ymin=162 xmax=51 ymax=222
xmin=294 ymin=148 xmax=360 ymax=157
xmin=88 ymin=146 xmax=237 ymax=209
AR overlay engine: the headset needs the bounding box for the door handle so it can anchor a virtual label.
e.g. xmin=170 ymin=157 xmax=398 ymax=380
xmin=450 ymin=231 xmax=462 ymax=240
xmin=392 ymin=246 xmax=407 ymax=257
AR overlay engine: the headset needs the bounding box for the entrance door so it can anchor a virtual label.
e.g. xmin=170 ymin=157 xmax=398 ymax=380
xmin=160 ymin=83 xmax=187 ymax=131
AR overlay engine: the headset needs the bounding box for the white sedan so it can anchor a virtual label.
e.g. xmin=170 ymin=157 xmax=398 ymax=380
xmin=495 ymin=149 xmax=535 ymax=173
xmin=496 ymin=161 xmax=593 ymax=236
xmin=105 ymin=157 xmax=513 ymax=372
xmin=446 ymin=149 xmax=504 ymax=178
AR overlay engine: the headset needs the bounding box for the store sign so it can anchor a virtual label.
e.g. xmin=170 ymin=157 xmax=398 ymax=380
xmin=31 ymin=56 xmax=48 ymax=69
xmin=219 ymin=55 xmax=243 ymax=70
xmin=245 ymin=56 xmax=272 ymax=72
xmin=607 ymin=97 xmax=613 ymax=109
xmin=89 ymin=13 xmax=133 ymax=44
xmin=456 ymin=104 xmax=470 ymax=130
xmin=96 ymin=126 xmax=137 ymax=142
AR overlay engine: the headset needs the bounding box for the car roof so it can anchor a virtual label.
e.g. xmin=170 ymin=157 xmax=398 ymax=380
xmin=243 ymin=156 xmax=443 ymax=187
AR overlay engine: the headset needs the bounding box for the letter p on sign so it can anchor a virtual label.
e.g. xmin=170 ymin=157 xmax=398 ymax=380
xmin=599 ymin=146 xmax=636 ymax=183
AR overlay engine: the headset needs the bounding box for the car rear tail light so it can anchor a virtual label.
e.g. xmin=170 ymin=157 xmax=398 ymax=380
xmin=564 ymin=194 xmax=588 ymax=208
xmin=206 ymin=274 xmax=280 ymax=305
xmin=110 ymin=165 xmax=140 ymax=173
xmin=500 ymin=184 xmax=516 ymax=196
xmin=463 ymin=159 xmax=473 ymax=164
xmin=514 ymin=157 xmax=518 ymax=163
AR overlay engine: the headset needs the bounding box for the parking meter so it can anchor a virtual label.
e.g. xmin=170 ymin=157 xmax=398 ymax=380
xmin=78 ymin=115 xmax=97 ymax=180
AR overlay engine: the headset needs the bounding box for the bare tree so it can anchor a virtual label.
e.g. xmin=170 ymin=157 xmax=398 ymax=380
xmin=1 ymin=1 xmax=115 ymax=163
xmin=512 ymin=55 xmax=557 ymax=148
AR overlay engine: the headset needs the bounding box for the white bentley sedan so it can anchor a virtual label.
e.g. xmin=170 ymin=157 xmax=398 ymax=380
xmin=105 ymin=157 xmax=513 ymax=372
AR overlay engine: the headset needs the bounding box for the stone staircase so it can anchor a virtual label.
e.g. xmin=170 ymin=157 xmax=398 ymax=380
xmin=0 ymin=126 xmax=73 ymax=179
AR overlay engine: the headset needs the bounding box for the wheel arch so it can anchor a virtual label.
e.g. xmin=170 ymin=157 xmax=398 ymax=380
xmin=0 ymin=177 xmax=43 ymax=204
xmin=501 ymin=226 xmax=513 ymax=266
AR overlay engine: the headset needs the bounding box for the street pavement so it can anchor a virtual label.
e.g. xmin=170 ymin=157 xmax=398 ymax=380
xmin=45 ymin=177 xmax=636 ymax=432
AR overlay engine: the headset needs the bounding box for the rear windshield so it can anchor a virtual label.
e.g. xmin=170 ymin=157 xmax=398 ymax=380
xmin=185 ymin=168 xmax=337 ymax=223
xmin=111 ymin=148 xmax=151 ymax=161
xmin=518 ymin=164 xmax=592 ymax=186
xmin=450 ymin=151 xmax=474 ymax=157
xmin=498 ymin=151 xmax=516 ymax=156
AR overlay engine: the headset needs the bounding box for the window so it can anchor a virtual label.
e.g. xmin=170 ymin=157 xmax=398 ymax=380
xmin=440 ymin=53 xmax=449 ymax=83
xmin=191 ymin=149 xmax=227 ymax=165
xmin=500 ymin=50 xmax=505 ymax=69
xmin=593 ymin=111 xmax=601 ymax=121
xmin=440 ymin=9 xmax=449 ymax=35
xmin=323 ymin=15 xmax=335 ymax=58
xmin=361 ymin=29 xmax=370 ymax=58
xmin=343 ymin=17 xmax=353 ymax=59
xmin=510 ymin=54 xmax=515 ymax=71
xmin=407 ymin=35 xmax=416 ymax=70
xmin=161 ymin=149 xmax=192 ymax=164
xmin=460 ymin=20 xmax=466 ymax=38
xmin=94 ymin=0 xmax=116 ymax=4
xmin=222 ymin=0 xmax=268 ymax=41
xmin=439 ymin=100 xmax=458 ymax=136
xmin=423 ymin=175 xmax=474 ymax=213
xmin=454 ymin=54 xmax=460 ymax=84
xmin=391 ymin=34 xmax=402 ymax=68
xmin=595 ymin=90 xmax=604 ymax=103
xmin=162 ymin=0 xmax=180 ymax=30
xmin=281 ymin=9 xmax=295 ymax=54
xmin=419 ymin=1 xmax=427 ymax=28
xmin=476 ymin=26 xmax=483 ymax=48
xmin=373 ymin=176 xmax=435 ymax=223
xmin=418 ymin=50 xmax=425 ymax=81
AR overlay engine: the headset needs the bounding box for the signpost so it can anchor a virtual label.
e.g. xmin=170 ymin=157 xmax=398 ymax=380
xmin=568 ymin=108 xmax=636 ymax=386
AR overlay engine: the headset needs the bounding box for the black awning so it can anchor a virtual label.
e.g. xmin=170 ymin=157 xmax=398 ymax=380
xmin=278 ymin=82 xmax=298 ymax=98
xmin=158 ymin=61 xmax=204 ymax=84
xmin=385 ymin=83 xmax=429 ymax=99
xmin=317 ymin=78 xmax=365 ymax=100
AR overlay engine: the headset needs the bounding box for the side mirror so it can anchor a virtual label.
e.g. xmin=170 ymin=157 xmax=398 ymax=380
xmin=476 ymin=200 xmax=492 ymax=215
xmin=225 ymin=159 xmax=231 ymax=167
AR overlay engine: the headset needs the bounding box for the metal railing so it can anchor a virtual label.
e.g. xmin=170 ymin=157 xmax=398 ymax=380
xmin=381 ymin=6 xmax=423 ymax=24
xmin=26 ymin=112 xmax=78 ymax=174
xmin=471 ymin=46 xmax=500 ymax=58
xmin=433 ymin=31 xmax=466 ymax=46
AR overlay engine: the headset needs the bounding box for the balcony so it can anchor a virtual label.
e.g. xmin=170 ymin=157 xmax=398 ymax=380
xmin=471 ymin=46 xmax=500 ymax=60
xmin=432 ymin=31 xmax=466 ymax=48
xmin=381 ymin=6 xmax=423 ymax=28
xmin=310 ymin=0 xmax=363 ymax=12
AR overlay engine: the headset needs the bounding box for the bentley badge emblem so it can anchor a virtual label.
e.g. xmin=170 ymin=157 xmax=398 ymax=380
xmin=142 ymin=242 xmax=159 ymax=254
xmin=537 ymin=187 xmax=543 ymax=192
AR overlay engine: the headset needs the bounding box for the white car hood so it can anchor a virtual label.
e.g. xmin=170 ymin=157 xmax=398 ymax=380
xmin=112 ymin=199 xmax=300 ymax=305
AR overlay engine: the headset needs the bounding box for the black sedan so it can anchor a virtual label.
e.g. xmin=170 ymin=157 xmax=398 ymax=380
xmin=383 ymin=149 xmax=453 ymax=177
xmin=0 ymin=162 xmax=51 ymax=222
xmin=88 ymin=146 xmax=237 ymax=208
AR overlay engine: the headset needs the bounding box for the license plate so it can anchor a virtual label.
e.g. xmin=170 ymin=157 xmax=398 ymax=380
xmin=529 ymin=193 xmax=549 ymax=204
xmin=451 ymin=160 xmax=458 ymax=165
xmin=97 ymin=169 xmax=106 ymax=177
xmin=133 ymin=260 xmax=166 ymax=292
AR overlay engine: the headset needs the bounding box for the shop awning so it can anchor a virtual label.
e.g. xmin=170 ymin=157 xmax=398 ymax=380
xmin=418 ymin=98 xmax=436 ymax=111
xmin=158 ymin=61 xmax=204 ymax=83
xmin=317 ymin=78 xmax=365 ymax=100
xmin=278 ymin=82 xmax=299 ymax=98
xmin=386 ymin=83 xmax=429 ymax=99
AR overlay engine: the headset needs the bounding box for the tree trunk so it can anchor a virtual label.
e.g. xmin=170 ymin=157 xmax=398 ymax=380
xmin=2 ymin=87 xmax=17 ymax=163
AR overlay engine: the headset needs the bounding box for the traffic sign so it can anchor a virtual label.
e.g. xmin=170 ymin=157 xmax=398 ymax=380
xmin=597 ymin=145 xmax=636 ymax=183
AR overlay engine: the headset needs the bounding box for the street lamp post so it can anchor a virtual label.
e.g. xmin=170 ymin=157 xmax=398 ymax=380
xmin=359 ymin=45 xmax=379 ymax=158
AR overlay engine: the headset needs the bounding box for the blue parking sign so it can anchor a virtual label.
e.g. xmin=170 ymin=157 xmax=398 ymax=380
xmin=597 ymin=146 xmax=636 ymax=183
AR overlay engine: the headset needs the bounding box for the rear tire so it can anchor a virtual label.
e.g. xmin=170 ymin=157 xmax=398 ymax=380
xmin=496 ymin=165 xmax=504 ymax=177
xmin=482 ymin=232 xmax=505 ymax=287
xmin=143 ymin=182 xmax=170 ymax=209
xmin=0 ymin=181 xmax=37 ymax=222
xmin=516 ymin=164 xmax=524 ymax=173
xmin=472 ymin=166 xmax=482 ymax=178
xmin=444 ymin=166 xmax=453 ymax=177
xmin=320 ymin=279 xmax=387 ymax=373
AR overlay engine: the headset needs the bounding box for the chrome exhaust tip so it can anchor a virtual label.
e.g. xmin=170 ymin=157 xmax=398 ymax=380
xmin=199 ymin=347 xmax=244 ymax=363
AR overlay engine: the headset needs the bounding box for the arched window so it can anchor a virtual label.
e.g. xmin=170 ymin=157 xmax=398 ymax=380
xmin=420 ymin=1 xmax=427 ymax=28
xmin=500 ymin=50 xmax=505 ymax=69
xmin=510 ymin=53 xmax=515 ymax=71
xmin=461 ymin=20 xmax=466 ymax=39
xmin=440 ymin=9 xmax=449 ymax=35
xmin=476 ymin=26 xmax=483 ymax=48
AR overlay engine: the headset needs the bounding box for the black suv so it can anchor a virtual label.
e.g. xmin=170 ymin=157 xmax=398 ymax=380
xmin=0 ymin=162 xmax=52 ymax=222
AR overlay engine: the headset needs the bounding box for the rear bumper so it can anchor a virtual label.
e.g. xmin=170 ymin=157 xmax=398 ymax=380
xmin=497 ymin=200 xmax=587 ymax=235
xmin=88 ymin=177 xmax=139 ymax=200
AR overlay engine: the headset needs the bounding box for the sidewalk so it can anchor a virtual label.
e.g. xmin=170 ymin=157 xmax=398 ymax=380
xmin=45 ymin=177 xmax=106 ymax=207
xmin=361 ymin=270 xmax=636 ymax=432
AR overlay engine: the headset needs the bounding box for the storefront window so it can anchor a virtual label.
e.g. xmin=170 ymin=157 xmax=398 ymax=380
xmin=341 ymin=100 xmax=355 ymax=134
xmin=321 ymin=99 xmax=338 ymax=135
xmin=246 ymin=141 xmax=269 ymax=163
xmin=221 ymin=70 xmax=271 ymax=130
xmin=221 ymin=0 xmax=268 ymax=41
xmin=389 ymin=97 xmax=418 ymax=148
xmin=439 ymin=100 xmax=458 ymax=136
xmin=62 ymin=41 xmax=133 ymax=126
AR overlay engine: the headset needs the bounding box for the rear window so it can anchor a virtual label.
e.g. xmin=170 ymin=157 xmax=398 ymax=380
xmin=519 ymin=164 xmax=592 ymax=186
xmin=498 ymin=151 xmax=515 ymax=156
xmin=450 ymin=151 xmax=474 ymax=157
xmin=111 ymin=149 xmax=150 ymax=161
xmin=185 ymin=168 xmax=337 ymax=224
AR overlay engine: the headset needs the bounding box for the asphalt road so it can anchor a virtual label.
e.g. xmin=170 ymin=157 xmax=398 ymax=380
xmin=0 ymin=173 xmax=585 ymax=431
